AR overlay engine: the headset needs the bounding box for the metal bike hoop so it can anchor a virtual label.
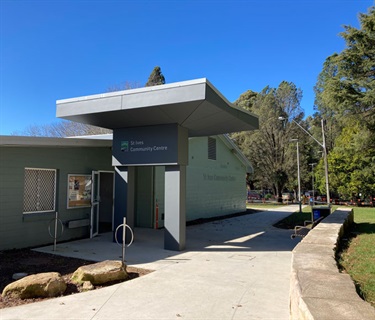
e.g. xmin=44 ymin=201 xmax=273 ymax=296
xmin=48 ymin=217 xmax=64 ymax=239
xmin=115 ymin=223 xmax=134 ymax=247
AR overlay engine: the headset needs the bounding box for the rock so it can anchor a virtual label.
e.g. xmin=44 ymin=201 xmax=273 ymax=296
xmin=71 ymin=260 xmax=128 ymax=285
xmin=2 ymin=272 xmax=67 ymax=299
xmin=82 ymin=281 xmax=94 ymax=291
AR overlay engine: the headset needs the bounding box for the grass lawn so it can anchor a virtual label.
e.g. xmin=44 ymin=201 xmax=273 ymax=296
xmin=272 ymin=205 xmax=340 ymax=229
xmin=272 ymin=205 xmax=374 ymax=306
xmin=339 ymin=207 xmax=375 ymax=308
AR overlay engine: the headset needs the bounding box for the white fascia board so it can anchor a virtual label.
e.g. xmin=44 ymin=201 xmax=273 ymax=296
xmin=56 ymin=78 xmax=212 ymax=107
xmin=66 ymin=134 xmax=113 ymax=140
xmin=0 ymin=135 xmax=112 ymax=148
xmin=56 ymin=78 xmax=208 ymax=105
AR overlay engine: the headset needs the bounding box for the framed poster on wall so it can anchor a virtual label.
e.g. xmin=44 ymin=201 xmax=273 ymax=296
xmin=67 ymin=174 xmax=92 ymax=208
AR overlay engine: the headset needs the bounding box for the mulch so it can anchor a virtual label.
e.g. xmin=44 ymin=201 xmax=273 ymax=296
xmin=0 ymin=249 xmax=152 ymax=309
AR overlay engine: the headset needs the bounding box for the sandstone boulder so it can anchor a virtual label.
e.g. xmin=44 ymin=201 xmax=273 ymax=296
xmin=2 ymin=272 xmax=67 ymax=299
xmin=82 ymin=281 xmax=94 ymax=291
xmin=71 ymin=260 xmax=128 ymax=286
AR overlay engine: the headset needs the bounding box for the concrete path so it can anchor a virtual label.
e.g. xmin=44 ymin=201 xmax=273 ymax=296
xmin=1 ymin=205 xmax=301 ymax=320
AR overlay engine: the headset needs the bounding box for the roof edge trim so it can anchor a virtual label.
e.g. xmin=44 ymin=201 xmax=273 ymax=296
xmin=56 ymin=78 xmax=208 ymax=105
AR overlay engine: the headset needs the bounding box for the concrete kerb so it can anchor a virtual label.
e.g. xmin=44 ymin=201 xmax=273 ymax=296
xmin=290 ymin=207 xmax=375 ymax=320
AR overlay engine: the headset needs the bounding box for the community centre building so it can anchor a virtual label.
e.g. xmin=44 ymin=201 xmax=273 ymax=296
xmin=0 ymin=79 xmax=259 ymax=251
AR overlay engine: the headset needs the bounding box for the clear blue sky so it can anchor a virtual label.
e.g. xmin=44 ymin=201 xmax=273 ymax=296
xmin=0 ymin=0 xmax=373 ymax=135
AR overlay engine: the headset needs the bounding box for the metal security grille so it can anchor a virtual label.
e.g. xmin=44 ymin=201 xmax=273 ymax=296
xmin=23 ymin=168 xmax=56 ymax=213
xmin=208 ymin=137 xmax=217 ymax=160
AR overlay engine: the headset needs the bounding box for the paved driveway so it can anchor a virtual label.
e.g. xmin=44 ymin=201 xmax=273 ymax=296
xmin=1 ymin=206 xmax=300 ymax=320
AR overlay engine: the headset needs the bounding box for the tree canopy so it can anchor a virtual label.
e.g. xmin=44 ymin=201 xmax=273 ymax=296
xmin=231 ymin=81 xmax=308 ymax=198
xmin=315 ymin=7 xmax=375 ymax=129
xmin=145 ymin=66 xmax=165 ymax=87
xmin=12 ymin=120 xmax=111 ymax=137
xmin=324 ymin=121 xmax=375 ymax=199
xmin=312 ymin=6 xmax=375 ymax=200
xmin=233 ymin=6 xmax=375 ymax=201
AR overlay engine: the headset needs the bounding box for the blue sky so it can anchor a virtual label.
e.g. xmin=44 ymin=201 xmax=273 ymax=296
xmin=0 ymin=0 xmax=373 ymax=135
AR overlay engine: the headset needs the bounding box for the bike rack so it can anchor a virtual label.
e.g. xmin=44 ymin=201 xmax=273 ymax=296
xmin=48 ymin=212 xmax=64 ymax=251
xmin=115 ymin=217 xmax=134 ymax=265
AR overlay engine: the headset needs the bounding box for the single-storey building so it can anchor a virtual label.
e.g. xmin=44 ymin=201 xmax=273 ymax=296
xmin=0 ymin=78 xmax=259 ymax=251
xmin=0 ymin=134 xmax=252 ymax=251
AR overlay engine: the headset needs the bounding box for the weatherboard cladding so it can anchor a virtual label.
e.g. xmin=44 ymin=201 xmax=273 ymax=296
xmin=186 ymin=137 xmax=246 ymax=221
xmin=0 ymin=145 xmax=113 ymax=250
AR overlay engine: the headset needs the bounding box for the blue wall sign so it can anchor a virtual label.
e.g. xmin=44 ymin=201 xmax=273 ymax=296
xmin=112 ymin=124 xmax=188 ymax=166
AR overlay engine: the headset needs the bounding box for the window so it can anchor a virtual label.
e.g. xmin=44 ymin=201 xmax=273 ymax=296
xmin=23 ymin=168 xmax=56 ymax=214
xmin=208 ymin=137 xmax=217 ymax=160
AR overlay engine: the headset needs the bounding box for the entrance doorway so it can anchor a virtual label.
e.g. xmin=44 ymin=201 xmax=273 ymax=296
xmin=135 ymin=167 xmax=154 ymax=228
xmin=90 ymin=171 xmax=114 ymax=238
xmin=134 ymin=166 xmax=165 ymax=229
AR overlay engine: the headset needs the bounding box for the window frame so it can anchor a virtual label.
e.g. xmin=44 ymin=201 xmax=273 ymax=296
xmin=23 ymin=167 xmax=57 ymax=214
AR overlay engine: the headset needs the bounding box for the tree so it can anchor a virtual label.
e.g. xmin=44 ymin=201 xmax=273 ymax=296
xmin=232 ymin=81 xmax=307 ymax=199
xmin=315 ymin=121 xmax=375 ymax=200
xmin=233 ymin=90 xmax=257 ymax=112
xmin=106 ymin=80 xmax=141 ymax=92
xmin=315 ymin=6 xmax=375 ymax=132
xmin=12 ymin=120 xmax=111 ymax=137
xmin=145 ymin=66 xmax=165 ymax=87
xmin=313 ymin=6 xmax=375 ymax=199
xmin=313 ymin=55 xmax=343 ymax=153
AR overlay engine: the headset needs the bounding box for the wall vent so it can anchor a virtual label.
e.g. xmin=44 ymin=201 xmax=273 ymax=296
xmin=208 ymin=137 xmax=217 ymax=160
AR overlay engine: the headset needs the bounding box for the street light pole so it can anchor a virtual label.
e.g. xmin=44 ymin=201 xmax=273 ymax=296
xmin=279 ymin=117 xmax=330 ymax=206
xmin=321 ymin=119 xmax=331 ymax=205
xmin=291 ymin=139 xmax=302 ymax=214
xmin=309 ymin=163 xmax=317 ymax=205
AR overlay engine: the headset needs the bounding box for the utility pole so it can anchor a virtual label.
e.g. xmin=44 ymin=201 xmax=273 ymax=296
xmin=321 ymin=119 xmax=330 ymax=204
xmin=309 ymin=163 xmax=317 ymax=205
xmin=279 ymin=117 xmax=330 ymax=206
xmin=291 ymin=139 xmax=302 ymax=213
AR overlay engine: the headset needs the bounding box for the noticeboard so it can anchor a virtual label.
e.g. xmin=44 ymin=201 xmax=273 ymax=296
xmin=67 ymin=174 xmax=92 ymax=208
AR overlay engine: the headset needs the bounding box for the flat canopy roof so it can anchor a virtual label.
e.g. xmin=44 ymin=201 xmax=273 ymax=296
xmin=0 ymin=135 xmax=112 ymax=148
xmin=56 ymin=78 xmax=259 ymax=137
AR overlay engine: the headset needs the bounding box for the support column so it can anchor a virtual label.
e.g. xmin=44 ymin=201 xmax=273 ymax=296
xmin=114 ymin=166 xmax=135 ymax=243
xmin=164 ymin=165 xmax=186 ymax=251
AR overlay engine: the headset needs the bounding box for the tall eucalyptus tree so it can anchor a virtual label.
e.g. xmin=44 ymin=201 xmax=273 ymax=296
xmin=232 ymin=81 xmax=307 ymax=198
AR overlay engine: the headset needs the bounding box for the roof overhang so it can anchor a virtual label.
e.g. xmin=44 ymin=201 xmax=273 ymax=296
xmin=56 ymin=78 xmax=259 ymax=137
xmin=219 ymin=134 xmax=254 ymax=173
xmin=0 ymin=135 xmax=112 ymax=148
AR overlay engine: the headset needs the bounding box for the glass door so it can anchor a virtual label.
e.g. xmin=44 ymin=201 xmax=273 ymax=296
xmin=90 ymin=171 xmax=99 ymax=238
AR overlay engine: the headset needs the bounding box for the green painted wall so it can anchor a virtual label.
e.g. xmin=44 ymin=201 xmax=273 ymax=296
xmin=186 ymin=137 xmax=247 ymax=221
xmin=0 ymin=146 xmax=113 ymax=250
xmin=0 ymin=136 xmax=250 ymax=249
xmin=150 ymin=137 xmax=248 ymax=224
